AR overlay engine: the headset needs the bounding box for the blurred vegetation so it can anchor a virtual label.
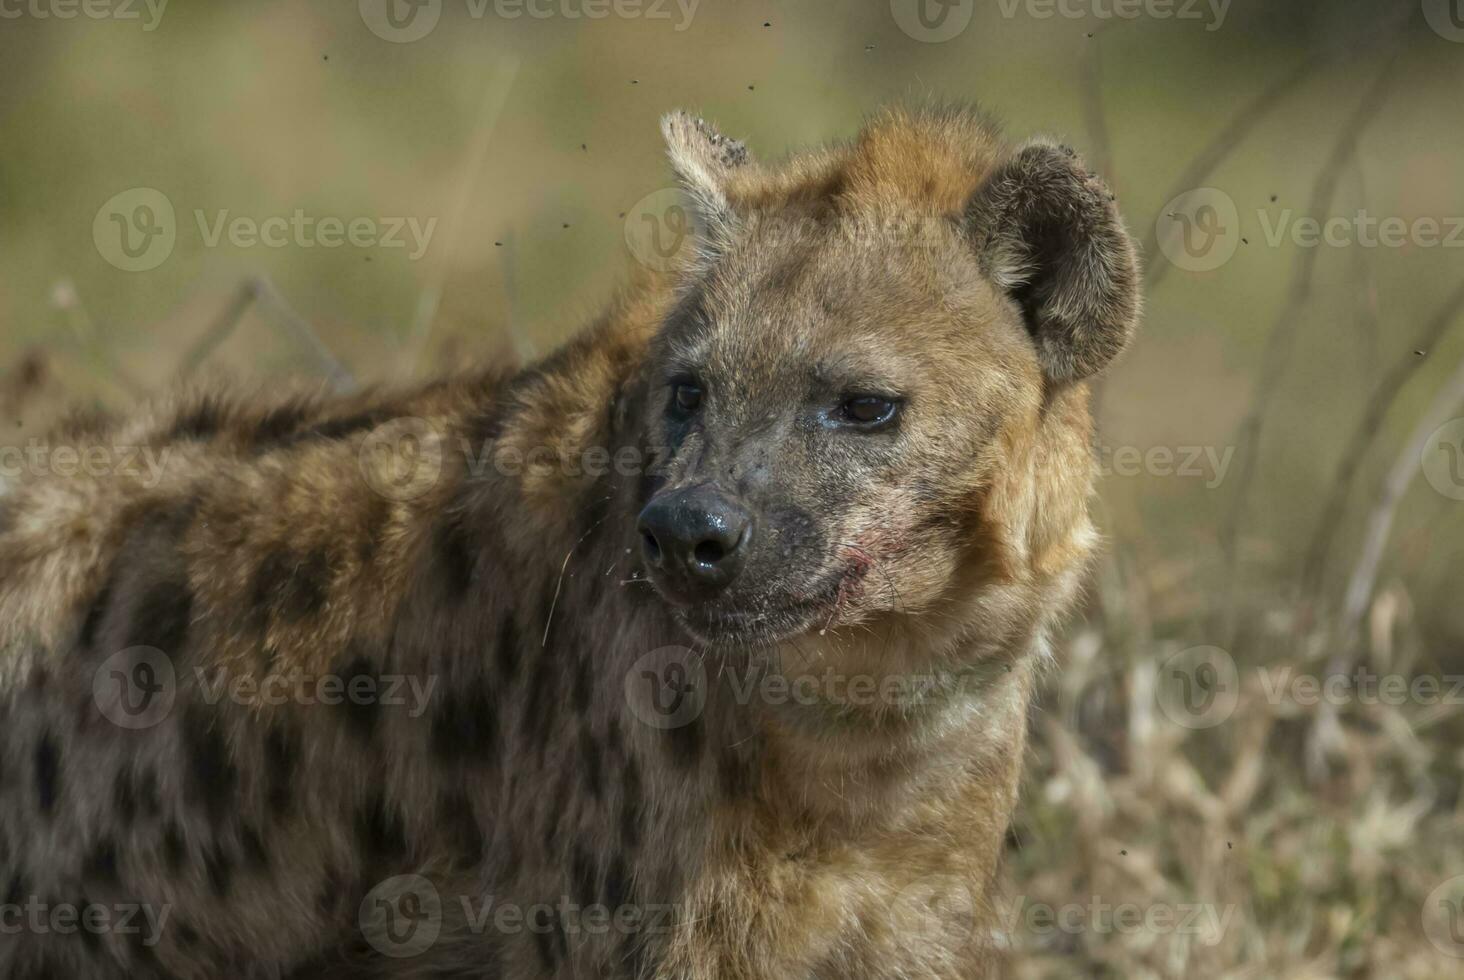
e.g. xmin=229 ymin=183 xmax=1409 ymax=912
xmin=3 ymin=0 xmax=1464 ymax=976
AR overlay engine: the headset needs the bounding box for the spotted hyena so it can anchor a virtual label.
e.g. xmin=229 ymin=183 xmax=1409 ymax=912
xmin=0 ymin=103 xmax=1138 ymax=978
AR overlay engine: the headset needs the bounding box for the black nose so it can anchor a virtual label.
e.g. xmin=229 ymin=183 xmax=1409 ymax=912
xmin=637 ymin=485 xmax=751 ymax=598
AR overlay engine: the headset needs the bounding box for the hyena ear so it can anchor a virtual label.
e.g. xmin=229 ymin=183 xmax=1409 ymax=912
xmin=661 ymin=110 xmax=752 ymax=242
xmin=964 ymin=140 xmax=1141 ymax=383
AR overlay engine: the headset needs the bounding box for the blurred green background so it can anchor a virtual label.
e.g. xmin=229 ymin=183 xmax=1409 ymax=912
xmin=3 ymin=0 xmax=1464 ymax=975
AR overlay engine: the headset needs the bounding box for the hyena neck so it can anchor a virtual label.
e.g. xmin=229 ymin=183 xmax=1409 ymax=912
xmin=732 ymin=620 xmax=1041 ymax=831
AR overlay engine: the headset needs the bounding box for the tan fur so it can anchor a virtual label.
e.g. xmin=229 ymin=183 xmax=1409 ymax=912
xmin=0 ymin=103 xmax=1138 ymax=979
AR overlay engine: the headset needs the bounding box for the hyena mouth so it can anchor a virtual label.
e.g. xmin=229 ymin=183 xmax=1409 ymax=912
xmin=674 ymin=600 xmax=825 ymax=648
xmin=673 ymin=561 xmax=869 ymax=647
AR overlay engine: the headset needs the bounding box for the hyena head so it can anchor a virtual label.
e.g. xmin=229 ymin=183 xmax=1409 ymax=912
xmin=633 ymin=106 xmax=1140 ymax=650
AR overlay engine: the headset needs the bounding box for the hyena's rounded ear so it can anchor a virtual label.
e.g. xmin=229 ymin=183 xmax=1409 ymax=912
xmin=964 ymin=140 xmax=1141 ymax=383
xmin=661 ymin=110 xmax=753 ymax=243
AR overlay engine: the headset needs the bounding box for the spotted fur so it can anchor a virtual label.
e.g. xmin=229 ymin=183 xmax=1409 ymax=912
xmin=0 ymin=103 xmax=1139 ymax=978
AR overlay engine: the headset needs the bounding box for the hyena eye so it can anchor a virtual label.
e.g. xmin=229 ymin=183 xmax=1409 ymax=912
xmin=670 ymin=381 xmax=703 ymax=415
xmin=837 ymin=395 xmax=899 ymax=427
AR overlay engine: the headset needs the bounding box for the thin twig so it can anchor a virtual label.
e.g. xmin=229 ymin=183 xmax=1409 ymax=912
xmin=543 ymin=500 xmax=611 ymax=647
xmin=1307 ymin=341 xmax=1464 ymax=780
xmin=177 ymin=278 xmax=259 ymax=378
xmin=49 ymin=279 xmax=149 ymax=399
xmin=1337 ymin=352 xmax=1464 ymax=654
xmin=252 ymin=276 xmax=354 ymax=392
xmin=1216 ymin=45 xmax=1406 ymax=645
xmin=1299 ymin=279 xmax=1464 ymax=600
xmin=406 ymin=55 xmax=521 ymax=375
xmin=1144 ymin=5 xmax=1416 ymax=291
xmin=1141 ymin=56 xmax=1320 ymax=292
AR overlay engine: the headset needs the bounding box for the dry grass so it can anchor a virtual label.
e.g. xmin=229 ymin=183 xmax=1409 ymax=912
xmin=6 ymin=305 xmax=1463 ymax=979
xmin=1004 ymin=556 xmax=1464 ymax=979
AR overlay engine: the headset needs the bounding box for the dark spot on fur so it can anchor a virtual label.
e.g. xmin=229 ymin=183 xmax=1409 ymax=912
xmin=137 ymin=768 xmax=161 ymax=817
xmin=572 ymin=844 xmax=598 ymax=906
xmin=718 ymin=746 xmax=758 ymax=801
xmin=162 ymin=823 xmax=187 ymax=871
xmin=78 ymin=573 xmax=116 ymax=651
xmin=356 ymin=795 xmax=408 ymax=860
xmin=541 ymin=768 xmax=573 ymax=854
xmin=430 ymin=679 xmax=496 ymax=764
xmin=316 ymin=867 xmax=347 ymax=917
xmin=124 ymin=576 xmax=194 ymax=654
xmin=76 ymin=900 xmax=102 ymax=950
xmin=432 ymin=517 xmax=477 ymax=600
xmin=254 ymin=548 xmax=331 ymax=625
xmin=34 ymin=733 xmax=59 ymax=815
xmin=167 ymin=397 xmax=225 ymax=441
xmin=239 ymin=824 xmax=271 ymax=872
xmin=252 ymin=399 xmax=316 ymax=447
xmin=663 ymin=713 xmax=704 ymax=771
xmin=357 ymin=492 xmax=392 ymax=564
xmin=521 ymin=649 xmax=557 ymax=742
xmin=439 ymin=792 xmax=484 ymax=870
xmin=83 ymin=838 xmax=120 ymax=886
xmin=333 ymin=655 xmax=380 ymax=744
xmin=465 ymin=399 xmax=510 ymax=447
xmin=494 ymin=613 xmax=519 ymax=683
xmin=293 ymin=409 xmax=388 ymax=444
xmin=620 ymin=757 xmax=643 ymax=851
xmin=605 ymin=854 xmax=631 ymax=911
xmin=176 ymin=922 xmax=200 ymax=947
xmin=204 ymin=843 xmax=234 ymax=897
xmin=113 ymin=771 xmax=137 ymax=826
xmin=572 ymin=653 xmax=592 ymax=715
xmin=533 ymin=906 xmax=564 ymax=971
xmin=264 ymin=725 xmax=299 ymax=815
xmin=293 ymin=550 xmax=332 ymax=620
xmin=579 ymin=727 xmax=604 ymax=801
xmin=182 ymin=708 xmax=238 ymax=824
